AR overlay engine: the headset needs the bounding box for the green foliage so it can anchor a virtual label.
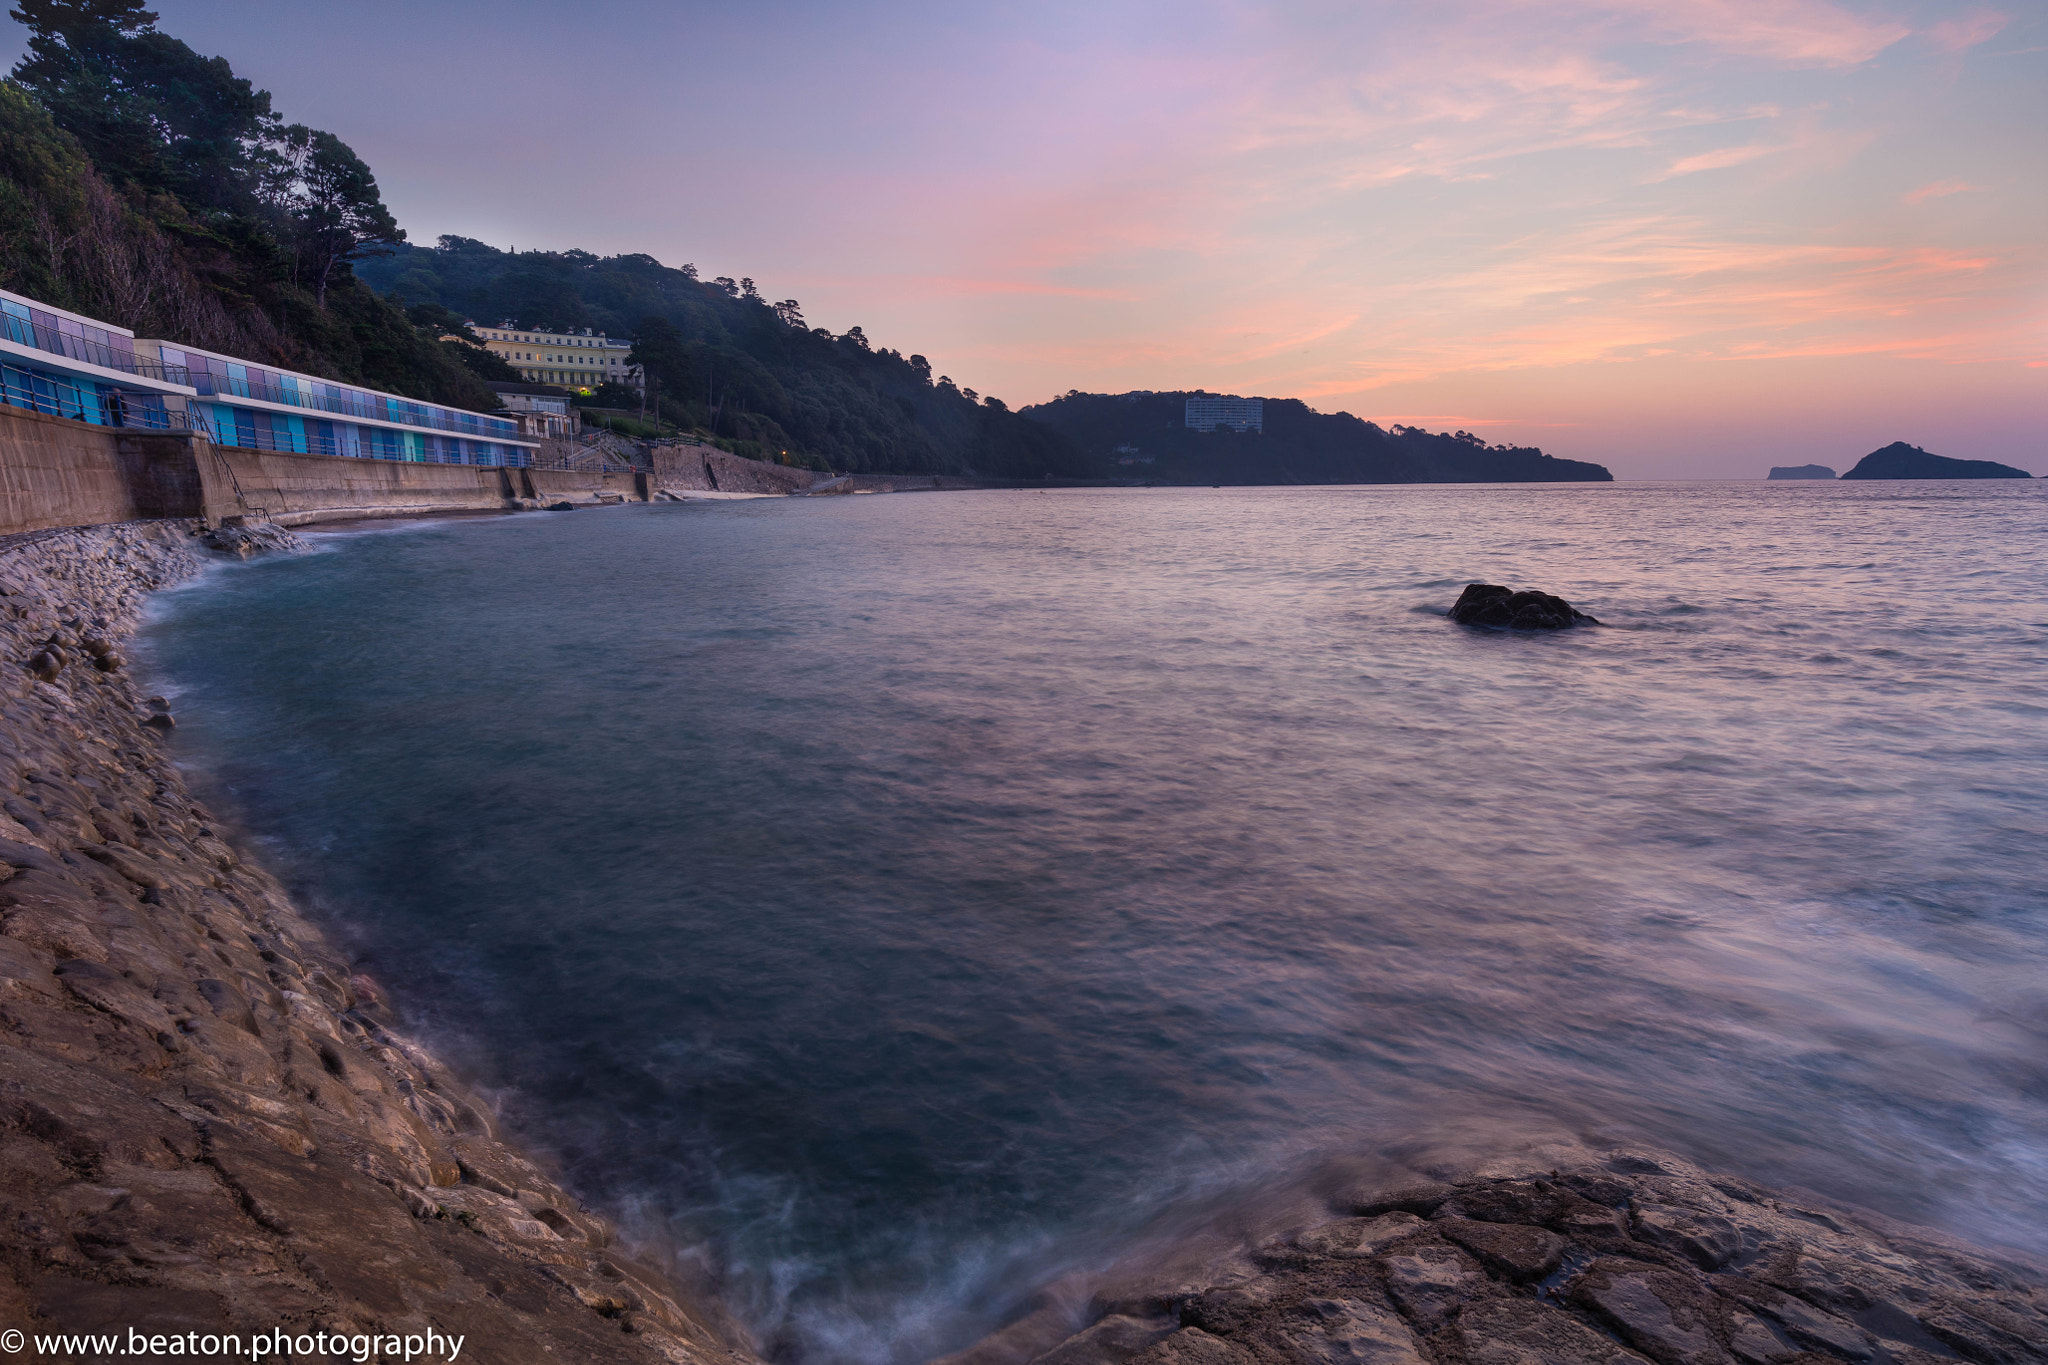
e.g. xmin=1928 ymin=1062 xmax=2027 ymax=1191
xmin=1 ymin=3 xmax=477 ymax=410
xmin=405 ymin=302 xmax=520 ymax=383
xmin=1024 ymin=392 xmax=1613 ymax=484
xmin=359 ymin=239 xmax=1093 ymax=478
xmin=273 ymin=124 xmax=402 ymax=304
xmin=10 ymin=0 xmax=275 ymax=215
xmin=585 ymin=412 xmax=667 ymax=439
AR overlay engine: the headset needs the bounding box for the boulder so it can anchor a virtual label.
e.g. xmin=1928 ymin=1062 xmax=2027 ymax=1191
xmin=1449 ymin=583 xmax=1599 ymax=630
xmin=1765 ymin=465 xmax=1834 ymax=480
xmin=201 ymin=520 xmax=304 ymax=558
xmin=1839 ymin=442 xmax=2030 ymax=480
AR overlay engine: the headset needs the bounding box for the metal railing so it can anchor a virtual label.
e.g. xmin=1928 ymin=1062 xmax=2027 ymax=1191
xmin=0 ymin=369 xmax=190 ymax=430
xmin=189 ymin=371 xmax=521 ymax=440
xmin=0 ymin=360 xmax=529 ymax=468
xmin=197 ymin=412 xmax=530 ymax=468
xmin=1 ymin=313 xmax=190 ymax=385
xmin=531 ymin=449 xmax=638 ymax=473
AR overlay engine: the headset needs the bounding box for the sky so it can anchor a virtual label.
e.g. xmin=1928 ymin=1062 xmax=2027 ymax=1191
xmin=6 ymin=0 xmax=2044 ymax=477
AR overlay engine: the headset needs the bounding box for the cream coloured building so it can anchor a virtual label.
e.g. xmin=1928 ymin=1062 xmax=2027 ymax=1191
xmin=471 ymin=324 xmax=641 ymax=394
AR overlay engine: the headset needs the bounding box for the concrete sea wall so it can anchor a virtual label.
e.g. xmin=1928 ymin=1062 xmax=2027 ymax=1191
xmin=0 ymin=522 xmax=748 ymax=1359
xmin=0 ymin=406 xmax=205 ymax=534
xmin=0 ymin=407 xmax=827 ymax=535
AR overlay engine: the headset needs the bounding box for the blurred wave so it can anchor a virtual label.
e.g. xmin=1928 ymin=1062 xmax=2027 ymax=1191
xmin=138 ymin=481 xmax=2048 ymax=1363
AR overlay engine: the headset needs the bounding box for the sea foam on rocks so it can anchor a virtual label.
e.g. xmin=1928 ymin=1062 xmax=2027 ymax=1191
xmin=946 ymin=1146 xmax=2048 ymax=1365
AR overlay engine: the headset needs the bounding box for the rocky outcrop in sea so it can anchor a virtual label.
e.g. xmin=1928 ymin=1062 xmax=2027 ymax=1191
xmin=1766 ymin=466 xmax=1835 ymax=480
xmin=1838 ymin=444 xmax=2031 ymax=480
xmin=1448 ymin=584 xmax=1600 ymax=630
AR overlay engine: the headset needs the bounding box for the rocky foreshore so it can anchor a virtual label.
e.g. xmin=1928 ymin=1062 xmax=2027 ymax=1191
xmin=955 ymin=1147 xmax=2047 ymax=1365
xmin=0 ymin=521 xmax=750 ymax=1361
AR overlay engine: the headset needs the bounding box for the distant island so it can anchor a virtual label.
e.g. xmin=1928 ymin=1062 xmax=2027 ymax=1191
xmin=1022 ymin=391 xmax=1613 ymax=485
xmin=1768 ymin=464 xmax=1835 ymax=480
xmin=1839 ymin=442 xmax=2032 ymax=480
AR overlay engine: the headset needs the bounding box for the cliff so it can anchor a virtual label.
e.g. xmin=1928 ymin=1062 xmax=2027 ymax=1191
xmin=0 ymin=523 xmax=749 ymax=1359
xmin=1839 ymin=443 xmax=2032 ymax=480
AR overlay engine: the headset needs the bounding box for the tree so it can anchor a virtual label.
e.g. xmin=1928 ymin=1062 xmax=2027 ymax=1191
xmin=908 ymin=354 xmax=932 ymax=385
xmin=10 ymin=0 xmax=281 ymax=213
xmin=275 ymin=124 xmax=402 ymax=306
xmin=773 ymin=299 xmax=805 ymax=328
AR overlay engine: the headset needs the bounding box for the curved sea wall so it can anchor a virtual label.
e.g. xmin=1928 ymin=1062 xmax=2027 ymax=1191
xmin=0 ymin=404 xmax=822 ymax=537
xmin=0 ymin=521 xmax=750 ymax=1360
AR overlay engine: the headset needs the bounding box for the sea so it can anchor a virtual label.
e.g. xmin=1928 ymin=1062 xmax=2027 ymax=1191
xmin=137 ymin=482 xmax=2048 ymax=1363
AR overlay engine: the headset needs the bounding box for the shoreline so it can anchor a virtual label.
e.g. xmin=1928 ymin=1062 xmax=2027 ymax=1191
xmin=0 ymin=520 xmax=753 ymax=1360
xmin=0 ymin=516 xmax=2042 ymax=1365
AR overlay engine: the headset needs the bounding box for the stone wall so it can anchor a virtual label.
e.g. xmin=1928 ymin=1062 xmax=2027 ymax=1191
xmin=0 ymin=407 xmax=841 ymax=535
xmin=204 ymin=447 xmax=507 ymax=526
xmin=815 ymin=473 xmax=981 ymax=494
xmin=0 ymin=405 xmax=164 ymax=534
xmin=0 ymin=405 xmax=862 ymax=537
xmin=649 ymin=443 xmax=821 ymax=495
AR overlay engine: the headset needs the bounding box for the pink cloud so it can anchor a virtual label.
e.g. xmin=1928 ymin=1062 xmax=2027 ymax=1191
xmin=1903 ymin=181 xmax=1980 ymax=204
xmin=1923 ymin=10 xmax=2007 ymax=53
xmin=1652 ymin=143 xmax=1782 ymax=179
xmin=1544 ymin=0 xmax=1910 ymax=67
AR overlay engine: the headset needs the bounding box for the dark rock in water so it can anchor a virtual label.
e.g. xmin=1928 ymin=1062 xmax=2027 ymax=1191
xmin=1449 ymin=583 xmax=1599 ymax=629
xmin=1767 ymin=464 xmax=1835 ymax=480
xmin=546 ymin=500 xmax=579 ymax=511
xmin=1839 ymin=441 xmax=2031 ymax=480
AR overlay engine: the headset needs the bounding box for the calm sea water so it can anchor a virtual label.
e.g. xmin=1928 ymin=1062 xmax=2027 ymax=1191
xmin=141 ymin=484 xmax=2048 ymax=1362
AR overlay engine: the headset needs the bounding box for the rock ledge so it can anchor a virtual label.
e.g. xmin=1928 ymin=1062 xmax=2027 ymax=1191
xmin=957 ymin=1148 xmax=2046 ymax=1365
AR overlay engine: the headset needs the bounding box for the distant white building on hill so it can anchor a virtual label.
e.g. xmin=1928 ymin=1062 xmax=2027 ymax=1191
xmin=1184 ymin=395 xmax=1263 ymax=433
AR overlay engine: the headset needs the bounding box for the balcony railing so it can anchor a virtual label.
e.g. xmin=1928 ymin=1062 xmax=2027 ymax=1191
xmin=531 ymin=449 xmax=638 ymax=474
xmin=0 ymin=369 xmax=191 ymax=431
xmin=195 ymin=410 xmax=530 ymax=468
xmin=0 ymin=313 xmax=191 ymax=385
xmin=190 ymin=371 xmax=521 ymax=440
